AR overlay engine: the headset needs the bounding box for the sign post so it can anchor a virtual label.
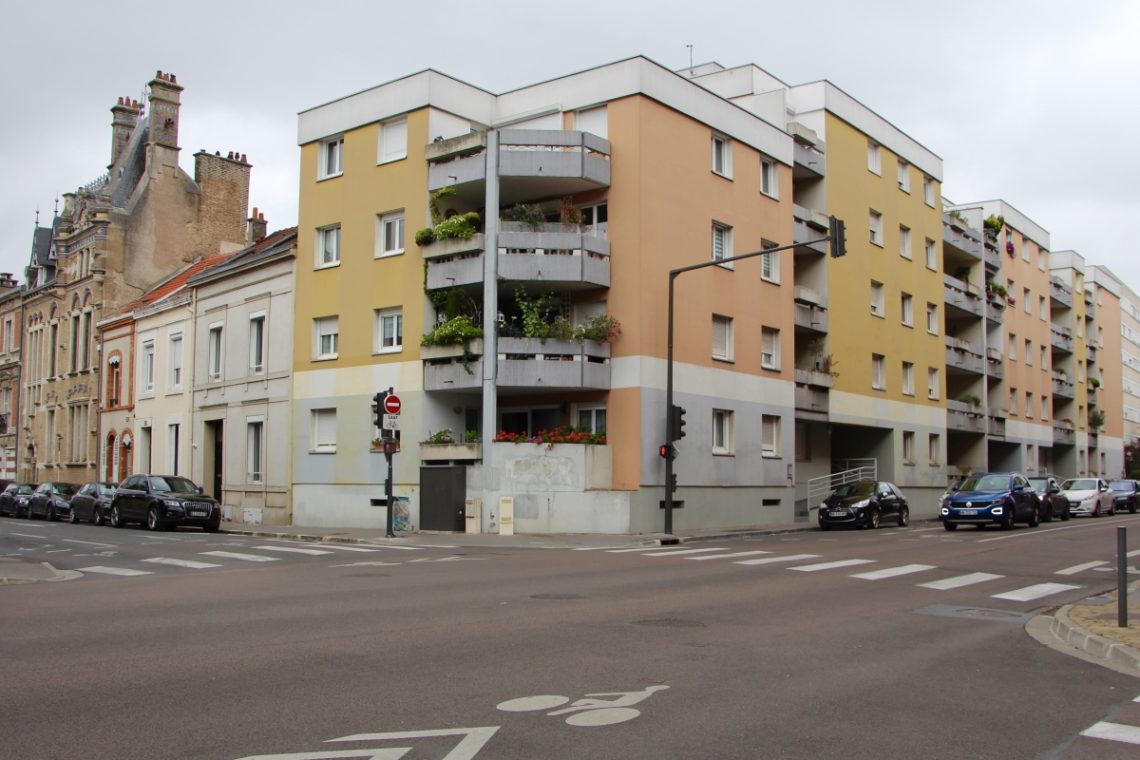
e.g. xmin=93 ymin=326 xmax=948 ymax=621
xmin=380 ymin=388 xmax=400 ymax=537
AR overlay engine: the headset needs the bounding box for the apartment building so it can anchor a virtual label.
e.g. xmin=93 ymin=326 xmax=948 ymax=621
xmin=0 ymin=277 xmax=23 ymax=478
xmin=1101 ymin=270 xmax=1140 ymax=452
xmin=293 ymin=57 xmax=797 ymax=532
xmin=1086 ymin=264 xmax=1125 ymax=474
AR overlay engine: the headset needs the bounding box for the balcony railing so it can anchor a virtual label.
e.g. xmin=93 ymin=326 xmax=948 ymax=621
xmin=987 ymin=412 xmax=1006 ymax=437
xmin=1051 ymin=373 xmax=1075 ymax=399
xmin=793 ymin=204 xmax=828 ymax=255
xmin=1050 ymin=325 xmax=1074 ymax=353
xmin=946 ymin=400 xmax=985 ymax=434
xmin=943 ymin=275 xmax=984 ymax=318
xmin=794 ymin=369 xmax=831 ymax=418
xmin=941 ymin=214 xmax=983 ymax=259
xmin=1086 ymin=343 xmax=1098 ymax=364
xmin=1053 ymin=423 xmax=1075 ymax=445
xmin=793 ymin=294 xmax=828 ymax=334
xmin=984 ymin=244 xmax=1001 ymax=270
xmin=423 ymin=337 xmax=611 ymax=392
xmin=1050 ymin=278 xmax=1073 ymax=308
xmin=1087 ymin=386 xmax=1098 ymax=406
xmin=945 ymin=337 xmax=984 ymax=374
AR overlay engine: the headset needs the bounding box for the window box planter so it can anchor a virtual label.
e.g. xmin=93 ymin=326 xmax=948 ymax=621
xmin=421 ymin=442 xmax=482 ymax=462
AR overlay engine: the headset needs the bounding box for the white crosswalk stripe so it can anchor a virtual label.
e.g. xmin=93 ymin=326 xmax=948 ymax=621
xmin=1055 ymin=561 xmax=1108 ymax=575
xmin=141 ymin=557 xmax=222 ymax=569
xmin=736 ymin=553 xmax=820 ymax=566
xmin=252 ymin=545 xmax=334 ymax=556
xmin=851 ymin=564 xmax=935 ymax=581
xmin=991 ymin=582 xmax=1081 ymax=602
xmin=201 ymin=551 xmax=280 ymax=562
xmin=687 ymin=550 xmax=771 ymax=561
xmin=1080 ymin=721 xmax=1140 ymax=745
xmin=640 ymin=548 xmax=729 ymax=557
xmin=605 ymin=546 xmax=676 ymax=553
xmin=78 ymin=566 xmax=153 ymax=576
xmin=312 ymin=544 xmax=381 ymax=552
xmin=918 ymin=572 xmax=1004 ymax=590
xmin=790 ymin=558 xmax=875 ymax=572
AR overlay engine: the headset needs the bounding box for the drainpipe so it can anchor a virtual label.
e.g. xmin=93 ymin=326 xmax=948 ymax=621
xmin=481 ymin=131 xmax=499 ymax=475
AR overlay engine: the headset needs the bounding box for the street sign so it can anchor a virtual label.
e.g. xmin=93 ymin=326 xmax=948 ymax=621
xmin=383 ymin=413 xmax=401 ymax=430
xmin=383 ymin=394 xmax=402 ymax=414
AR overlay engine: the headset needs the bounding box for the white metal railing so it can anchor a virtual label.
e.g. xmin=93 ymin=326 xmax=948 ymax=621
xmin=806 ymin=459 xmax=878 ymax=511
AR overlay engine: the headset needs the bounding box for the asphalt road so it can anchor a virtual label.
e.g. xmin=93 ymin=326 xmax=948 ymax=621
xmin=2 ymin=515 xmax=1140 ymax=759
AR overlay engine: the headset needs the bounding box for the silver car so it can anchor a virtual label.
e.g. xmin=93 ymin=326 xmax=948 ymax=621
xmin=1059 ymin=477 xmax=1115 ymax=517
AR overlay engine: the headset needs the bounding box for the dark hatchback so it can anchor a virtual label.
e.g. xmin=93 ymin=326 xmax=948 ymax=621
xmin=818 ymin=480 xmax=910 ymax=530
xmin=941 ymin=472 xmax=1039 ymax=530
xmin=28 ymin=482 xmax=80 ymax=521
xmin=69 ymin=482 xmax=118 ymax=525
xmin=1027 ymin=475 xmax=1070 ymax=522
xmin=110 ymin=474 xmax=221 ymax=531
xmin=0 ymin=482 xmax=36 ymax=518
xmin=1108 ymin=480 xmax=1140 ymax=514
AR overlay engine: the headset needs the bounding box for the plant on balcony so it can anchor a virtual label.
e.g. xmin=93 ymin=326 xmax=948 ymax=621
xmin=983 ymin=214 xmax=1005 ymax=239
xmin=1089 ymin=410 xmax=1106 ymax=431
xmin=422 ymin=428 xmax=457 ymax=444
xmin=954 ymin=266 xmax=971 ymax=283
xmin=1088 ymin=377 xmax=1101 ymax=389
xmin=503 ymin=202 xmax=545 ymax=230
xmin=575 ymin=313 xmax=622 ymax=344
xmin=416 ymin=187 xmax=481 ymax=245
xmin=1007 ymin=296 xmax=1016 ymax=306
xmin=559 ymin=196 xmax=583 ymax=226
xmin=494 ymin=426 xmax=606 ymax=445
xmin=464 ymin=429 xmax=479 ymax=443
xmin=960 ymin=393 xmax=982 ymax=408
xmin=421 ymin=315 xmax=484 ymax=347
xmin=1005 ymin=241 xmax=1015 ymax=256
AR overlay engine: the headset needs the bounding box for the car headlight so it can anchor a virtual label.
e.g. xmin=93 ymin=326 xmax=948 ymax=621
xmin=941 ymin=506 xmax=949 ymax=516
xmin=162 ymin=498 xmax=183 ymax=510
xmin=851 ymin=499 xmax=870 ymax=509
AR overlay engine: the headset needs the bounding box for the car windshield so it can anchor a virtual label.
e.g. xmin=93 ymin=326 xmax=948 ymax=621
xmin=17 ymin=485 xmax=34 ymax=494
xmin=960 ymin=474 xmax=1010 ymax=491
xmin=98 ymin=484 xmax=117 ymax=496
xmin=833 ymin=482 xmax=875 ymax=498
xmin=53 ymin=484 xmax=79 ymax=496
xmin=149 ymin=476 xmax=200 ymax=494
xmin=1027 ymin=478 xmax=1047 ymax=489
xmin=1109 ymin=482 xmax=1133 ymax=492
xmin=1063 ymin=479 xmax=1099 ymax=491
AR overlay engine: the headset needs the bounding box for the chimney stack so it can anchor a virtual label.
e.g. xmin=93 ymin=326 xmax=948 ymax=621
xmin=0 ymin=273 xmax=18 ymax=291
xmin=109 ymin=96 xmax=142 ymax=168
xmin=246 ymin=208 xmax=268 ymax=242
xmin=147 ymin=70 xmax=184 ymax=150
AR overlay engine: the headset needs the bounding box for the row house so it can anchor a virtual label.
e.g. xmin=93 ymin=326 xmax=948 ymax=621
xmin=0 ymin=276 xmax=23 ymax=477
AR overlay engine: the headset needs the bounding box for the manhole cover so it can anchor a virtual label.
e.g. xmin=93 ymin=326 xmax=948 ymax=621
xmin=915 ymin=604 xmax=1032 ymax=624
xmin=531 ymin=593 xmax=584 ymax=600
xmin=633 ymin=618 xmax=706 ymax=628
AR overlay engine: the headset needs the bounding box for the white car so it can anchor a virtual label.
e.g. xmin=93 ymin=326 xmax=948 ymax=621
xmin=1059 ymin=478 xmax=1115 ymax=517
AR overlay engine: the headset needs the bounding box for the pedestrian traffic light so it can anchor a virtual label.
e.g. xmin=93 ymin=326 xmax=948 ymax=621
xmin=372 ymin=392 xmax=384 ymax=429
xmin=829 ymin=215 xmax=846 ymax=258
xmin=658 ymin=443 xmax=675 ymax=460
xmin=669 ymin=404 xmax=687 ymax=441
xmin=668 ymin=472 xmax=678 ymax=492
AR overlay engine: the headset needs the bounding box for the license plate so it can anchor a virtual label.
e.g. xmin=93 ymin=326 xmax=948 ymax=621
xmin=959 ymin=509 xmax=977 ymax=516
xmin=189 ymin=509 xmax=207 ymax=518
xmin=829 ymin=511 xmax=848 ymax=517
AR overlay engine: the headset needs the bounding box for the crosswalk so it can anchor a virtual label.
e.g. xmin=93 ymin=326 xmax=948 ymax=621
xmin=1075 ymin=694 xmax=1140 ymax=753
xmin=574 ymin=544 xmax=1102 ymax=605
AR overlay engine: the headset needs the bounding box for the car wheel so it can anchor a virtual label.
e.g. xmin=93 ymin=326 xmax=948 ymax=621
xmin=897 ymin=506 xmax=910 ymax=527
xmin=1093 ymin=504 xmax=1100 ymax=518
xmin=69 ymin=508 xmax=79 ymax=524
xmin=1061 ymin=507 xmax=1071 ymax=521
xmin=110 ymin=505 xmax=125 ymax=528
xmin=45 ymin=506 xmax=57 ymax=522
xmin=868 ymin=509 xmax=881 ymax=530
xmin=1131 ymin=502 xmax=1137 ymax=514
xmin=204 ymin=517 xmax=220 ymax=533
xmin=943 ymin=522 xmax=958 ymax=531
xmin=1003 ymin=508 xmax=1016 ymax=530
xmin=147 ymin=506 xmax=163 ymax=532
xmin=1028 ymin=504 xmax=1039 ymax=528
xmin=93 ymin=510 xmax=103 ymax=527
xmin=1042 ymin=502 xmax=1054 ymax=523
xmin=1109 ymin=503 xmax=1116 ymax=516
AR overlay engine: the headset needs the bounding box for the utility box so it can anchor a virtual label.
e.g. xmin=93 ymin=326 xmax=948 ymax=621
xmin=499 ymin=496 xmax=515 ymax=536
xmin=464 ymin=497 xmax=482 ymax=534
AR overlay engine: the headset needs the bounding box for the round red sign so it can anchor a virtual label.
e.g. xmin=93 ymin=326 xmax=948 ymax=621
xmin=383 ymin=394 xmax=402 ymax=414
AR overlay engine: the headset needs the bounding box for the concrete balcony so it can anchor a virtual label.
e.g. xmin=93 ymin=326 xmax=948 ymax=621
xmin=985 ymin=297 xmax=1006 ymax=324
xmin=943 ymin=275 xmax=984 ymax=319
xmin=947 ymin=399 xmax=985 ymax=434
xmin=1051 ymin=325 xmax=1074 ymax=354
xmin=423 ymin=337 xmax=611 ymax=393
xmin=793 ymin=288 xmax=828 ymax=334
xmin=1089 ymin=430 xmax=1099 ymax=448
xmin=945 ymin=337 xmax=984 ymax=375
xmin=1052 ymin=373 xmax=1075 ymax=399
xmin=984 ymin=244 xmax=1001 ymax=270
xmin=794 ymin=369 xmax=831 ymax=420
xmin=1053 ymin=423 xmax=1076 ymax=445
xmin=1086 ymin=343 xmax=1098 ymax=364
xmin=420 ymin=443 xmax=482 ymax=463
xmin=793 ymin=204 xmax=828 ymax=256
xmin=1088 ymin=386 xmax=1099 ymax=406
xmin=1050 ymin=278 xmax=1073 ymax=308
xmin=793 ymin=140 xmax=825 ymax=178
xmin=985 ymin=347 xmax=1004 ymax=379
xmin=987 ymin=411 xmax=1006 ymax=438
xmin=424 ymin=226 xmax=610 ymax=290
xmin=1085 ymin=295 xmax=1096 ymax=320
xmin=942 ymin=214 xmax=983 ymax=260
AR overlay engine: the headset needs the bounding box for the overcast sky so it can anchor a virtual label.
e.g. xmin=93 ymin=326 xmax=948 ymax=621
xmin=3 ymin=1 xmax=1137 ymax=293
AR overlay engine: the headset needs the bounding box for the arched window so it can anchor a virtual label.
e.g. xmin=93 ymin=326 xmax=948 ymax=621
xmin=107 ymin=355 xmax=122 ymax=406
xmin=105 ymin=432 xmax=117 ymax=481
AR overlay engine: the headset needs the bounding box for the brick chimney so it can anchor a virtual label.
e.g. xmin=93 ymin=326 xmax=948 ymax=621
xmin=246 ymin=208 xmax=268 ymax=242
xmin=147 ymin=70 xmax=183 ymax=150
xmin=0 ymin=273 xmax=17 ymax=291
xmin=109 ymin=96 xmax=142 ymax=168
xmin=193 ymin=150 xmax=252 ymax=245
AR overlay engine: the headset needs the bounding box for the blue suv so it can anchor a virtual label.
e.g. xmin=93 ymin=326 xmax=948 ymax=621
xmin=941 ymin=472 xmax=1040 ymax=531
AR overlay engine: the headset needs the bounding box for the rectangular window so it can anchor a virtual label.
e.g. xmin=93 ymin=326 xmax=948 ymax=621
xmin=1024 ymin=339 xmax=1032 ymax=366
xmin=168 ymin=423 xmax=180 ymax=473
xmin=871 ymin=281 xmax=885 ymax=317
xmin=903 ymin=431 xmax=915 ymax=465
xmin=142 ymin=340 xmax=155 ymax=393
xmin=82 ymin=311 xmax=92 ymax=369
xmin=923 ymin=176 xmax=935 ymax=206
xmin=208 ymin=325 xmax=223 ymax=381
xmin=902 ymin=361 xmax=915 ymax=396
xmin=897 ymin=160 xmax=910 ymax=192
xmin=168 ymin=334 xmax=183 ymax=390
xmin=1008 ymin=333 xmax=1017 ymax=361
xmin=376 ymin=211 xmax=405 ymax=257
xmin=70 ymin=314 xmax=79 ymax=372
xmin=1023 ymin=288 xmax=1032 ymax=314
xmin=1039 ymin=295 xmax=1048 ymax=320
xmin=1025 ymin=391 xmax=1034 ymax=419
xmin=761 ymin=327 xmax=780 ymax=370
xmin=899 ymin=225 xmax=912 ymax=259
xmin=3 ymin=318 xmax=12 ymax=352
xmin=712 ymin=315 xmax=733 ymax=361
xmin=376 ymin=307 xmax=403 ymax=353
xmin=929 ymin=434 xmax=940 ymax=465
xmin=317 ymin=225 xmax=341 ymax=268
xmin=712 ymin=409 xmax=734 ymax=454
xmin=247 ymin=420 xmax=263 ymax=482
xmin=576 ymin=407 xmax=607 ymax=434
xmin=314 ymin=316 xmax=339 ymax=360
xmin=711 ymin=134 xmax=732 ymax=178
xmin=249 ymin=314 xmax=265 ymax=373
xmin=901 ymin=293 xmax=914 ymax=327
xmin=311 ymin=408 xmax=336 ymax=453
xmin=379 ymin=117 xmax=408 ymax=163
xmin=1041 ymin=395 xmax=1048 ymax=420
xmin=319 ymin=137 xmax=343 ymax=179
xmin=1009 ymin=387 xmax=1018 ymax=415
xmin=712 ymin=222 xmax=732 ymax=264
xmin=928 ymin=367 xmax=940 ymax=400
xmin=760 ymin=158 xmax=778 ymax=197
xmin=925 ymin=238 xmax=937 ymax=270
xmin=762 ymin=415 xmax=780 ymax=457
xmin=1040 ymin=345 xmax=1048 ymax=369
xmin=48 ymin=323 xmax=57 ymax=376
xmin=867 ymin=141 xmax=881 ymax=174
xmin=872 ymin=354 xmax=885 ymax=390
xmin=760 ymin=243 xmax=779 ymax=283
xmin=869 ymin=210 xmax=883 ymax=246
xmin=1022 ymin=241 xmax=1031 ymax=262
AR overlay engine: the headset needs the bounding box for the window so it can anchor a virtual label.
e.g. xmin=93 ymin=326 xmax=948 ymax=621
xmin=168 ymin=423 xmax=180 ymax=473
xmin=897 ymin=160 xmax=910 ymax=192
xmin=3 ymin=317 xmax=12 ymax=352
xmin=48 ymin=323 xmax=57 ymax=376
xmin=712 ymin=222 xmax=732 ymax=264
xmin=316 ymin=225 xmax=341 ymax=268
xmin=69 ymin=314 xmax=79 ymax=372
xmin=1039 ymin=295 xmax=1048 ymax=320
xmin=208 ymin=324 xmax=223 ymax=381
xmin=1009 ymin=387 xmax=1018 ymax=415
xmin=762 ymin=415 xmax=780 ymax=457
xmin=576 ymin=407 xmax=607 ymax=434
xmin=311 ymin=408 xmax=336 ymax=453
xmin=869 ymin=210 xmax=883 ymax=246
xmin=82 ymin=312 xmax=92 ymax=369
xmin=379 ymin=117 xmax=407 ymax=163
xmin=314 ymin=316 xmax=339 ymax=360
xmin=247 ymin=419 xmax=263 ymax=482
xmin=1024 ymin=339 xmax=1032 ymax=366
xmin=711 ymin=134 xmax=732 ymax=178
xmin=761 ymin=327 xmax=780 ymax=370
xmin=168 ymin=334 xmax=183 ymax=390
xmin=929 ymin=434 xmax=941 ymax=465
xmin=376 ymin=211 xmax=405 ymax=257
xmin=923 ymin=176 xmax=935 ymax=206
xmin=925 ymin=238 xmax=937 ymax=270
xmin=319 ymin=136 xmax=343 ymax=179
xmin=376 ymin=307 xmax=403 ymax=353
xmin=712 ymin=409 xmax=734 ymax=454
xmin=927 ymin=367 xmax=940 ymax=400
xmin=902 ymin=361 xmax=915 ymax=395
xmin=1041 ymin=395 xmax=1049 ymax=420
xmin=1025 ymin=391 xmax=1034 ymax=419
xmin=712 ymin=315 xmax=733 ymax=361
xmin=142 ymin=340 xmax=155 ymax=393
xmin=872 ymin=354 xmax=885 ymax=390
xmin=760 ymin=158 xmax=778 ymax=197
xmin=901 ymin=293 xmax=914 ymax=327
xmin=1008 ymin=333 xmax=1017 ymax=361
xmin=1022 ymin=241 xmax=1031 ymax=263
xmin=249 ymin=314 xmax=265 ymax=373
xmin=1023 ymin=288 xmax=1032 ymax=314
xmin=107 ymin=358 xmax=121 ymax=406
xmin=1040 ymin=345 xmax=1048 ymax=369
xmin=760 ymin=242 xmax=779 ymax=283
xmin=0 ymin=387 xmax=9 ymax=415
xmin=867 ymin=141 xmax=881 ymax=174
xmin=870 ymin=281 xmax=885 ymax=317
xmin=903 ymin=431 xmax=915 ymax=465
xmin=899 ymin=225 xmax=912 ymax=259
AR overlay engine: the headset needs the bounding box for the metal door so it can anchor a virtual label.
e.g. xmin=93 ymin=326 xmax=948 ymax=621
xmin=419 ymin=466 xmax=466 ymax=532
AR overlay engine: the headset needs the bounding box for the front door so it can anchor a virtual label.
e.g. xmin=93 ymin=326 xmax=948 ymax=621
xmin=419 ymin=466 xmax=466 ymax=532
xmin=206 ymin=420 xmax=224 ymax=502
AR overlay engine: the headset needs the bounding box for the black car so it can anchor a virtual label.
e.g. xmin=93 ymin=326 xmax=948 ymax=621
xmin=1027 ymin=475 xmax=1070 ymax=522
xmin=110 ymin=474 xmax=221 ymax=531
xmin=1108 ymin=480 xmax=1140 ymax=514
xmin=69 ymin=481 xmax=118 ymax=525
xmin=27 ymin=482 xmax=80 ymax=521
xmin=818 ymin=480 xmax=910 ymax=530
xmin=0 ymin=482 xmax=36 ymax=518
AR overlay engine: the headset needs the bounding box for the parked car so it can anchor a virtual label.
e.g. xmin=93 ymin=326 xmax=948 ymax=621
xmin=1027 ymin=475 xmax=1071 ymax=522
xmin=1108 ymin=480 xmax=1140 ymax=514
xmin=109 ymin=474 xmax=221 ymax=531
xmin=1060 ymin=478 xmax=1115 ymax=517
xmin=941 ymin=472 xmax=1040 ymax=530
xmin=68 ymin=482 xmax=118 ymax=525
xmin=27 ymin=482 xmax=81 ymax=521
xmin=0 ymin=482 xmax=36 ymax=518
xmin=818 ymin=480 xmax=910 ymax=530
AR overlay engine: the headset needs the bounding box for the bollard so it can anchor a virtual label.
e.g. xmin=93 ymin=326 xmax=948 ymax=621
xmin=1118 ymin=526 xmax=1128 ymax=629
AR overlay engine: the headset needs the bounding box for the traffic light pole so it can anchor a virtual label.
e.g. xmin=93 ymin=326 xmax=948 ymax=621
xmin=663 ymin=222 xmax=843 ymax=535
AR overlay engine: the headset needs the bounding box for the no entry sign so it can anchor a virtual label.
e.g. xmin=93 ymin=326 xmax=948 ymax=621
xmin=383 ymin=394 xmax=402 ymax=414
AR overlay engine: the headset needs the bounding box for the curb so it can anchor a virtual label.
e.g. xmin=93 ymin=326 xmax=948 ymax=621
xmin=1049 ymin=603 xmax=1140 ymax=674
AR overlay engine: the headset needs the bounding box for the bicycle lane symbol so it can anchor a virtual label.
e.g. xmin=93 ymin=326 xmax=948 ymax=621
xmin=496 ymin=684 xmax=670 ymax=727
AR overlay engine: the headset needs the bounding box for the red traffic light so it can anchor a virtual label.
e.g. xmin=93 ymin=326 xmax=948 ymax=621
xmin=658 ymin=443 xmax=675 ymax=460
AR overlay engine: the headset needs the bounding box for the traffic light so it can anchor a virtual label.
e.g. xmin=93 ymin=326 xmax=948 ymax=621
xmin=372 ymin=392 xmax=383 ymax=429
xmin=829 ymin=215 xmax=846 ymax=258
xmin=658 ymin=443 xmax=675 ymax=460
xmin=669 ymin=404 xmax=687 ymax=441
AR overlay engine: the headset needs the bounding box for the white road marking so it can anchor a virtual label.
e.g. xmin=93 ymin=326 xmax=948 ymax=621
xmin=77 ymin=566 xmax=153 ymax=576
xmin=851 ymin=564 xmax=936 ymax=580
xmin=1055 ymin=561 xmax=1109 ymax=575
xmin=790 ymin=559 xmax=875 ymax=572
xmin=141 ymin=557 xmax=222 ymax=569
xmin=311 ymin=544 xmax=380 ymax=552
xmin=991 ymin=583 xmax=1081 ymax=602
xmin=1128 ymin=549 xmax=1140 ymax=558
xmin=736 ymin=553 xmax=821 ymax=566
xmin=61 ymin=538 xmax=116 ymax=547
xmin=1080 ymin=721 xmax=1140 ymax=744
xmin=640 ymin=548 xmax=729 ymax=557
xmin=330 ymin=561 xmax=402 ymax=567
xmin=605 ymin=546 xmax=678 ymax=553
xmin=687 ymin=550 xmax=772 ymax=561
xmin=9 ymin=533 xmax=48 ymax=539
xmin=252 ymin=545 xmax=333 ymax=556
xmin=200 ymin=551 xmax=280 ymax=562
xmin=977 ymin=517 xmax=1133 ymax=543
xmin=918 ymin=572 xmax=1004 ymax=590
xmin=46 ymin=549 xmax=72 ymax=553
